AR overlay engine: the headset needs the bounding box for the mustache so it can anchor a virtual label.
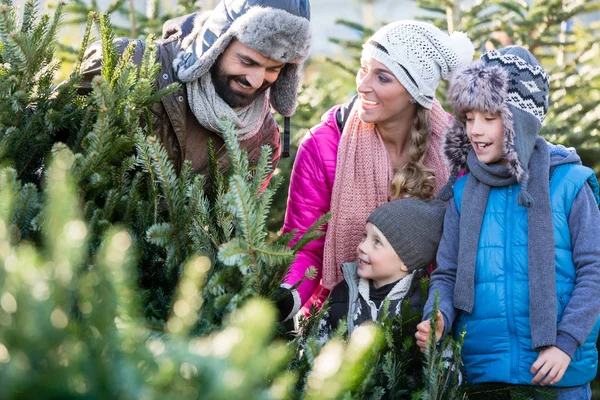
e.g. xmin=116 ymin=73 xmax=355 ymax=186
xmin=230 ymin=76 xmax=272 ymax=92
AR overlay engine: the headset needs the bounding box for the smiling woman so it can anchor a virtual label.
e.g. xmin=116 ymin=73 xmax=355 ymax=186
xmin=276 ymin=21 xmax=476 ymax=321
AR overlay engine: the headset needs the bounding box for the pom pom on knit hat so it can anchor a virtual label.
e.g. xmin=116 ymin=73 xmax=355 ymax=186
xmin=367 ymin=198 xmax=447 ymax=271
xmin=361 ymin=20 xmax=475 ymax=109
xmin=447 ymin=31 xmax=475 ymax=79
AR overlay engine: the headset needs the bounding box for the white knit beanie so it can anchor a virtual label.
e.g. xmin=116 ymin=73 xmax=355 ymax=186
xmin=362 ymin=20 xmax=475 ymax=109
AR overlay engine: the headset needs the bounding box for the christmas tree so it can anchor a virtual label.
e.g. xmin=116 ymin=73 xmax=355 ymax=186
xmin=0 ymin=2 xmax=396 ymax=397
xmin=0 ymin=0 xmax=566 ymax=397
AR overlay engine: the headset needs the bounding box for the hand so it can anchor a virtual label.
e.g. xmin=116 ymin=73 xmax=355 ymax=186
xmin=275 ymin=287 xmax=295 ymax=322
xmin=415 ymin=311 xmax=445 ymax=353
xmin=530 ymin=346 xmax=571 ymax=386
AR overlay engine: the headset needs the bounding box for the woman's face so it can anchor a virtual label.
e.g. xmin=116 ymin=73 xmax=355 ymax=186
xmin=356 ymin=57 xmax=414 ymax=124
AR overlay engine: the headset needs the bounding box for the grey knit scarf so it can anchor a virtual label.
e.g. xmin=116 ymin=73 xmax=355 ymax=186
xmin=454 ymin=137 xmax=556 ymax=349
xmin=186 ymin=73 xmax=270 ymax=140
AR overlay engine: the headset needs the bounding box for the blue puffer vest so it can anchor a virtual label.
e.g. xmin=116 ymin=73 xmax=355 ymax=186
xmin=453 ymin=163 xmax=600 ymax=386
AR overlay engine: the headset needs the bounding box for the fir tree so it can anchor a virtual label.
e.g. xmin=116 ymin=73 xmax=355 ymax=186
xmin=0 ymin=149 xmax=298 ymax=398
xmin=0 ymin=9 xmax=392 ymax=391
xmin=1 ymin=0 xmax=576 ymax=397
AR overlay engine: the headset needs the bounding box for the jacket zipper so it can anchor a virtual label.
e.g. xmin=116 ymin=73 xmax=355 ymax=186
xmin=505 ymin=184 xmax=520 ymax=382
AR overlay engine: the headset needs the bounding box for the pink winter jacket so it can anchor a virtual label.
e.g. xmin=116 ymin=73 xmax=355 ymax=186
xmin=281 ymin=105 xmax=343 ymax=314
xmin=282 ymin=103 xmax=450 ymax=316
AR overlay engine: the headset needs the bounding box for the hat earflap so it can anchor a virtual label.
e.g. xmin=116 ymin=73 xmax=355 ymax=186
xmin=269 ymin=63 xmax=302 ymax=116
xmin=499 ymin=103 xmax=523 ymax=181
xmin=174 ymin=28 xmax=234 ymax=83
xmin=497 ymin=103 xmax=533 ymax=206
xmin=437 ymin=118 xmax=472 ymax=201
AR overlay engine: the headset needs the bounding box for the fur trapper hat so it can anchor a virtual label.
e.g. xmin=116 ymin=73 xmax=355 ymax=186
xmin=362 ymin=20 xmax=474 ymax=109
xmin=173 ymin=0 xmax=311 ymax=117
xmin=438 ymin=46 xmax=550 ymax=205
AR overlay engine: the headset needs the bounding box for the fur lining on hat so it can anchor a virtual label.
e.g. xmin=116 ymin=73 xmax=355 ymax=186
xmin=174 ymin=6 xmax=311 ymax=116
xmin=235 ymin=8 xmax=311 ymax=63
xmin=446 ymin=63 xmax=508 ymax=118
xmin=444 ymin=61 xmax=524 ymax=181
xmin=442 ymin=120 xmax=472 ymax=173
xmin=270 ymin=63 xmax=303 ymax=116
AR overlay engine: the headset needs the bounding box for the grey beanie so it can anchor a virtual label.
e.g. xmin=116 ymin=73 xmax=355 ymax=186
xmin=367 ymin=198 xmax=446 ymax=271
xmin=439 ymin=46 xmax=550 ymax=206
xmin=173 ymin=0 xmax=311 ymax=117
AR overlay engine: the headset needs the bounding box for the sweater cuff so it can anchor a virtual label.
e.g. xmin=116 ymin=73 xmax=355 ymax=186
xmin=555 ymin=331 xmax=579 ymax=359
xmin=441 ymin=312 xmax=451 ymax=337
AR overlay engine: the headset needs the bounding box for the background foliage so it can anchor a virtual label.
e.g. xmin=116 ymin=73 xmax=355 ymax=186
xmin=0 ymin=0 xmax=598 ymax=397
xmin=52 ymin=0 xmax=600 ymax=227
xmin=0 ymin=1 xmax=467 ymax=398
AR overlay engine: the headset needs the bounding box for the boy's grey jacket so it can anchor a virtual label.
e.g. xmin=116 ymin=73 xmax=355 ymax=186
xmin=425 ymin=142 xmax=600 ymax=385
xmin=318 ymin=261 xmax=425 ymax=340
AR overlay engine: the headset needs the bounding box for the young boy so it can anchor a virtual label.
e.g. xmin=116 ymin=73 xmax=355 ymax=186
xmin=317 ymin=198 xmax=446 ymax=340
xmin=416 ymin=46 xmax=600 ymax=399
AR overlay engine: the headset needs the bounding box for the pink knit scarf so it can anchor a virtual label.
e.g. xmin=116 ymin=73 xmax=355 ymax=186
xmin=321 ymin=100 xmax=450 ymax=290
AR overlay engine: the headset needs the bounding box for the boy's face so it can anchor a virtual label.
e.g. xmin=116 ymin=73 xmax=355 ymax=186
xmin=356 ymin=222 xmax=409 ymax=288
xmin=465 ymin=111 xmax=506 ymax=165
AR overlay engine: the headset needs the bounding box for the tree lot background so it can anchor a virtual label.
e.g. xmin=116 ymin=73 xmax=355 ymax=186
xmin=50 ymin=0 xmax=600 ymax=230
xmin=0 ymin=0 xmax=599 ymax=398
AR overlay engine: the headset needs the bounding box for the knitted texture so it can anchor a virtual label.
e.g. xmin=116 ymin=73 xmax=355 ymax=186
xmin=482 ymin=47 xmax=549 ymax=201
xmin=187 ymin=71 xmax=269 ymax=141
xmin=367 ymin=198 xmax=446 ymax=271
xmin=355 ymin=272 xmax=415 ymax=326
xmin=321 ymin=100 xmax=450 ymax=290
xmin=361 ymin=20 xmax=474 ymax=109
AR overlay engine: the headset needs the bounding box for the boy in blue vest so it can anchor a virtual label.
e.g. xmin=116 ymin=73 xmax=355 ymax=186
xmin=415 ymin=46 xmax=600 ymax=399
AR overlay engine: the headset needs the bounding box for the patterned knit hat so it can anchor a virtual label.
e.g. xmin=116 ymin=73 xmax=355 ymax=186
xmin=173 ymin=0 xmax=311 ymax=117
xmin=362 ymin=21 xmax=475 ymax=109
xmin=439 ymin=46 xmax=550 ymax=206
xmin=367 ymin=198 xmax=446 ymax=271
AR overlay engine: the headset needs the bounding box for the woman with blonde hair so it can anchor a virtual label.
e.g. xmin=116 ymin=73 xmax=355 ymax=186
xmin=277 ymin=21 xmax=474 ymax=321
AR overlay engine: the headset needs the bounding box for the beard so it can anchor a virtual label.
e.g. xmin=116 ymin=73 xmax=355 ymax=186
xmin=210 ymin=61 xmax=272 ymax=109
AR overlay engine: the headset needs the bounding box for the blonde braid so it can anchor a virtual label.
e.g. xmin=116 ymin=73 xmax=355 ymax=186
xmin=389 ymin=107 xmax=436 ymax=200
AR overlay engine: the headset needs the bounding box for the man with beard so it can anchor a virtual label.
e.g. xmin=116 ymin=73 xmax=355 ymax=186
xmin=79 ymin=0 xmax=311 ymax=179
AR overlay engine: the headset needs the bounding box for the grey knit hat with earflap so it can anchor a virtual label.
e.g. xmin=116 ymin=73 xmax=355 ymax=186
xmin=367 ymin=198 xmax=446 ymax=271
xmin=173 ymin=0 xmax=311 ymax=118
xmin=438 ymin=46 xmax=550 ymax=206
xmin=361 ymin=20 xmax=475 ymax=109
